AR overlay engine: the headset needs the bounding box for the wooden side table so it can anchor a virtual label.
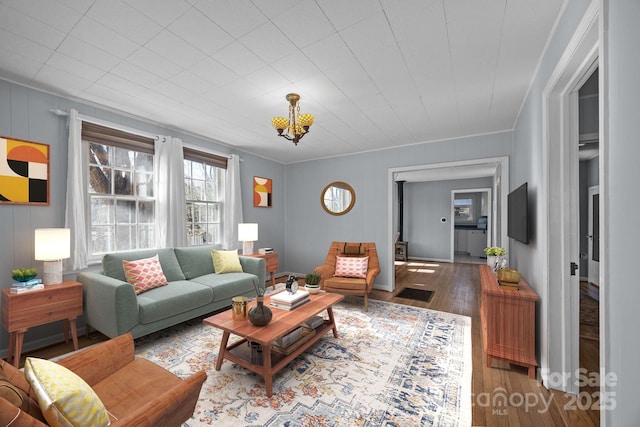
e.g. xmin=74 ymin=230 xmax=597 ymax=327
xmin=245 ymin=252 xmax=278 ymax=289
xmin=1 ymin=280 xmax=83 ymax=367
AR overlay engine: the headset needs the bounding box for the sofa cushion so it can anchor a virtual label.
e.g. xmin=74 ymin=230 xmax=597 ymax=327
xmin=123 ymin=255 xmax=169 ymax=294
xmin=335 ymin=256 xmax=369 ymax=278
xmin=103 ymin=248 xmax=186 ymax=282
xmin=24 ymin=357 xmax=110 ymax=427
xmin=136 ymin=281 xmax=214 ymax=325
xmin=211 ymin=249 xmax=243 ymax=274
xmin=190 ymin=273 xmax=258 ymax=301
xmin=174 ymin=244 xmax=222 ymax=279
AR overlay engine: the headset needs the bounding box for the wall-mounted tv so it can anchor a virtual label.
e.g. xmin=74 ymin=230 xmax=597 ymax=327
xmin=507 ymin=182 xmax=529 ymax=244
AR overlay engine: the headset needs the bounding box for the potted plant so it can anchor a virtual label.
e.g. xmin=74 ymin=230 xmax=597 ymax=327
xmin=484 ymin=246 xmax=507 ymax=272
xmin=304 ymin=273 xmax=321 ymax=294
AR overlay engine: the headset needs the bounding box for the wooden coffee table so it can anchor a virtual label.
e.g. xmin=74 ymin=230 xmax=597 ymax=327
xmin=203 ymin=291 xmax=344 ymax=397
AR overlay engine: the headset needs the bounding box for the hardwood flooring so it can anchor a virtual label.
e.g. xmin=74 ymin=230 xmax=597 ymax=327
xmin=19 ymin=261 xmax=600 ymax=426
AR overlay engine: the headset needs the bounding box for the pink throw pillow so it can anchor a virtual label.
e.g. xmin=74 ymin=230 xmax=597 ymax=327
xmin=334 ymin=256 xmax=369 ymax=279
xmin=122 ymin=255 xmax=168 ymax=294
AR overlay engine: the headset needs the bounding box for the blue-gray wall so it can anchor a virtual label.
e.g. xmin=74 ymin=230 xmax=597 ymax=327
xmin=0 ymin=78 xmax=285 ymax=354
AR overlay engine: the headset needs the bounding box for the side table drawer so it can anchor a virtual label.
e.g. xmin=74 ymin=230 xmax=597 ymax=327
xmin=3 ymin=284 xmax=82 ymax=332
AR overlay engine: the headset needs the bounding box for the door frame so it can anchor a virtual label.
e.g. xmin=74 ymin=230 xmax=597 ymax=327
xmin=387 ymin=156 xmax=509 ymax=291
xmin=450 ymin=188 xmax=492 ymax=262
xmin=541 ymin=1 xmax=602 ymax=395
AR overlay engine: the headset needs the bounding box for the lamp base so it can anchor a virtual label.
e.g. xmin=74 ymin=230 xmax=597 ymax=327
xmin=42 ymin=260 xmax=63 ymax=285
xmin=242 ymin=241 xmax=254 ymax=255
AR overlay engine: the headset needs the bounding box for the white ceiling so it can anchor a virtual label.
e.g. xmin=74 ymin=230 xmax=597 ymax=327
xmin=0 ymin=0 xmax=565 ymax=164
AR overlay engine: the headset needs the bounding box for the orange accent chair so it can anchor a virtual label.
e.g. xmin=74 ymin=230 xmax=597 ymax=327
xmin=314 ymin=242 xmax=380 ymax=311
xmin=0 ymin=333 xmax=206 ymax=427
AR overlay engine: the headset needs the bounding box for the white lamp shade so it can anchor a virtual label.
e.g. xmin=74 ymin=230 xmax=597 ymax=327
xmin=238 ymin=223 xmax=258 ymax=242
xmin=35 ymin=228 xmax=71 ymax=261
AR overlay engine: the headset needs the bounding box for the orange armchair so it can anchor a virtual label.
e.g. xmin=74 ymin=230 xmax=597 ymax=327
xmin=0 ymin=333 xmax=206 ymax=427
xmin=315 ymin=242 xmax=380 ymax=311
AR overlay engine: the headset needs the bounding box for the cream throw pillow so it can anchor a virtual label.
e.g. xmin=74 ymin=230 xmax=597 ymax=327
xmin=212 ymin=249 xmax=244 ymax=274
xmin=24 ymin=358 xmax=110 ymax=427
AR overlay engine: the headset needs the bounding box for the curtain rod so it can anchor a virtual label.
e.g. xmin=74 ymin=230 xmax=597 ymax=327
xmin=51 ymin=108 xmax=240 ymax=161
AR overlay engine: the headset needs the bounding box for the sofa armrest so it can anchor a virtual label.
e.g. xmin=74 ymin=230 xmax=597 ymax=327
xmin=239 ymin=256 xmax=266 ymax=289
xmin=56 ymin=333 xmax=135 ymax=386
xmin=111 ymin=370 xmax=207 ymax=427
xmin=76 ymin=272 xmax=139 ymax=338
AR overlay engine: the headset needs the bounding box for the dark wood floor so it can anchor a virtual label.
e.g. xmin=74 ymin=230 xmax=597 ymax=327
xmin=20 ymin=261 xmax=600 ymax=426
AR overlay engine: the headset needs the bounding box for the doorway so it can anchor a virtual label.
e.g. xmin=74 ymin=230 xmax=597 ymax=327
xmin=452 ymin=188 xmax=491 ymax=264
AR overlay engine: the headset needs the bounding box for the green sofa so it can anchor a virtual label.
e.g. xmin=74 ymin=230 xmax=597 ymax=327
xmin=76 ymin=245 xmax=265 ymax=339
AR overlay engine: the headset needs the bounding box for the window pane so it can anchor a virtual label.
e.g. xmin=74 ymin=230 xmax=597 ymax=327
xmin=192 ymin=180 xmax=204 ymax=200
xmin=91 ymin=225 xmax=114 ymax=254
xmin=192 ymin=162 xmax=205 ymax=180
xmin=183 ymin=158 xmax=224 ymax=246
xmin=89 ymin=143 xmax=110 ymax=166
xmin=183 ymin=160 xmax=191 ymax=179
xmin=135 ymin=172 xmax=153 ymax=197
xmin=91 ymin=198 xmax=114 ymax=224
xmin=135 ymin=152 xmax=153 ymax=173
xmin=139 ymin=201 xmax=154 ymax=224
xmin=89 ymin=166 xmax=111 ymax=194
xmin=208 ymin=203 xmax=220 ymax=222
xmin=194 ymin=203 xmax=206 ymax=222
xmin=138 ymin=225 xmax=154 ymax=249
xmin=114 ymin=147 xmax=133 ymax=168
xmin=114 ymin=170 xmax=133 ymax=195
xmin=116 ymin=200 xmax=136 ymax=224
xmin=116 ymin=225 xmax=135 ymax=251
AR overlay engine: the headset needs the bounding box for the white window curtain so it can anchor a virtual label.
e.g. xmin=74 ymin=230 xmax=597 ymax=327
xmin=223 ymin=154 xmax=243 ymax=249
xmin=155 ymin=136 xmax=187 ymax=248
xmin=64 ymin=109 xmax=88 ymax=270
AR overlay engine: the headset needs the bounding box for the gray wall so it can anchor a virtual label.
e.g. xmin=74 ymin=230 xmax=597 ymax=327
xmin=0 ymin=78 xmax=285 ymax=355
xmin=405 ymin=178 xmax=492 ymax=260
xmin=513 ymin=0 xmax=640 ymax=423
xmin=284 ymin=132 xmax=512 ymax=287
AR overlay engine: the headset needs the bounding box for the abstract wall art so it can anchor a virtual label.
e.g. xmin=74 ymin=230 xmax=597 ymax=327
xmin=253 ymin=176 xmax=272 ymax=208
xmin=0 ymin=136 xmax=50 ymax=205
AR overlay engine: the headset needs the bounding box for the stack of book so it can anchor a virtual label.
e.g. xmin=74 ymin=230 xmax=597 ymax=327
xmin=11 ymin=278 xmax=44 ymax=293
xmin=258 ymin=247 xmax=274 ymax=255
xmin=497 ymin=280 xmax=519 ymax=290
xmin=270 ymin=290 xmax=310 ymax=310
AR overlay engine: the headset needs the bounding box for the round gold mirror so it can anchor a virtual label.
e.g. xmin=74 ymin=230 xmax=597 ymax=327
xmin=321 ymin=181 xmax=356 ymax=216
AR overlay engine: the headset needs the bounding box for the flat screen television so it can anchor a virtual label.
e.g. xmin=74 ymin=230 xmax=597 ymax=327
xmin=507 ymin=182 xmax=529 ymax=244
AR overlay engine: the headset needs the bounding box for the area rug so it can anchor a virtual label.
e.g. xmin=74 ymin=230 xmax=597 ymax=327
xmin=134 ymin=297 xmax=472 ymax=427
xmin=396 ymin=287 xmax=435 ymax=303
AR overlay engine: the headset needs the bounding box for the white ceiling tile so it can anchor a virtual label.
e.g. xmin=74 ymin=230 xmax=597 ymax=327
xmin=56 ymin=36 xmax=122 ymax=71
xmin=316 ymin=0 xmax=382 ymax=31
xmin=2 ymin=0 xmax=82 ymax=33
xmin=94 ymin=73 xmax=148 ymax=97
xmin=87 ymin=0 xmax=162 ymax=45
xmin=0 ymin=47 xmax=43 ymax=82
xmin=240 ymin=22 xmax=298 ymax=64
xmin=194 ymin=0 xmax=268 ymax=39
xmin=0 ymin=4 xmax=66 ymax=49
xmin=271 ymin=1 xmax=335 ymax=49
xmin=144 ymin=30 xmax=206 ymax=69
xmin=168 ymin=7 xmax=234 ymax=56
xmin=35 ymin=64 xmax=94 ymax=95
xmin=211 ymin=41 xmax=266 ymax=77
xmin=0 ymin=29 xmax=53 ymax=64
xmin=46 ymin=52 xmax=105 ymax=82
xmin=110 ymin=61 xmax=165 ymax=89
xmin=270 ymin=51 xmax=322 ymax=84
xmin=244 ymin=66 xmax=290 ymax=94
xmin=189 ymin=57 xmax=239 ymax=88
xmin=124 ymin=0 xmax=192 ymax=27
xmin=170 ymin=70 xmax=218 ymax=96
xmin=69 ymin=17 xmax=139 ymax=59
xmin=126 ymin=47 xmax=183 ymax=80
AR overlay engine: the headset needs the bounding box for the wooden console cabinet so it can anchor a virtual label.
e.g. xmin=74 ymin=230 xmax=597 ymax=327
xmin=479 ymin=265 xmax=539 ymax=378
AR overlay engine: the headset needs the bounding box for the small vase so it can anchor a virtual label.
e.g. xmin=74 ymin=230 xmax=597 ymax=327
xmin=248 ymin=296 xmax=273 ymax=326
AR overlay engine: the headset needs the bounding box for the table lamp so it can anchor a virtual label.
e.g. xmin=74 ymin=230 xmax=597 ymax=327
xmin=238 ymin=223 xmax=258 ymax=255
xmin=35 ymin=228 xmax=70 ymax=285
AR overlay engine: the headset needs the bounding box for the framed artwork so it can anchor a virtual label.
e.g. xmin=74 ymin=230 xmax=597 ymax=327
xmin=253 ymin=176 xmax=272 ymax=207
xmin=0 ymin=136 xmax=50 ymax=205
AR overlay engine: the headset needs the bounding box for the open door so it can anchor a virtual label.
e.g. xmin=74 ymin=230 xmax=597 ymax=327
xmin=588 ymin=185 xmax=600 ymax=288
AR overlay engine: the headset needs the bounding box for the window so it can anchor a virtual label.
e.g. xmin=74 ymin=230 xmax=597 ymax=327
xmin=83 ymin=122 xmax=156 ymax=259
xmin=454 ymin=198 xmax=474 ymax=221
xmin=183 ymin=148 xmax=227 ymax=246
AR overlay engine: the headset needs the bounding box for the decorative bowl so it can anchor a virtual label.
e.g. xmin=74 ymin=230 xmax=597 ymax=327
xmin=12 ymin=273 xmax=37 ymax=282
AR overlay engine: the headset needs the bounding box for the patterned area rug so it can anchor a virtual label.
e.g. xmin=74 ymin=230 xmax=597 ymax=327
xmin=135 ymin=297 xmax=472 ymax=426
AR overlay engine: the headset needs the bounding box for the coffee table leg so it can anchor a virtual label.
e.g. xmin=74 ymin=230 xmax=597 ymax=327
xmin=262 ymin=343 xmax=273 ymax=397
xmin=216 ymin=331 xmax=231 ymax=371
xmin=327 ymin=307 xmax=339 ymax=338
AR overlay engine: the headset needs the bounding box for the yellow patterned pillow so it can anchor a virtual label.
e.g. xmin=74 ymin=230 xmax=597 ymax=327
xmin=211 ymin=249 xmax=243 ymax=274
xmin=24 ymin=358 xmax=110 ymax=427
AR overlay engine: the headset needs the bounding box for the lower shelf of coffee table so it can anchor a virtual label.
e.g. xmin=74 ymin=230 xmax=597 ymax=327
xmin=224 ymin=321 xmax=331 ymax=373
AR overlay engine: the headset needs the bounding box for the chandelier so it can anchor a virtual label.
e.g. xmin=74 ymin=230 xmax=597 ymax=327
xmin=271 ymin=93 xmax=314 ymax=145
